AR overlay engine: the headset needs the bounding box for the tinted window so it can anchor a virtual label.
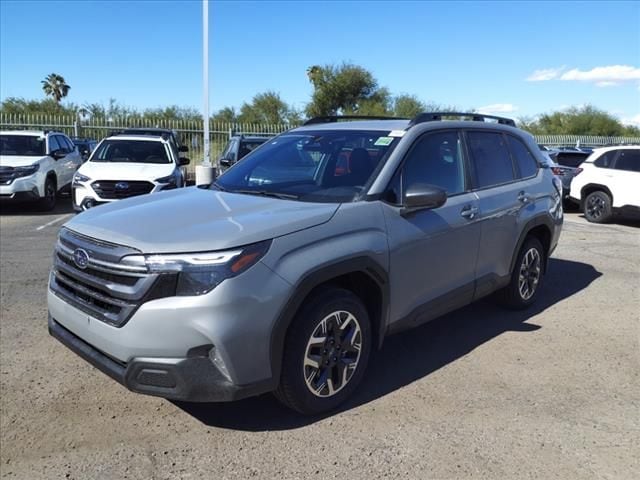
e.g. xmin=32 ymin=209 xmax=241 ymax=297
xmin=553 ymin=152 xmax=588 ymax=168
xmin=48 ymin=136 xmax=61 ymax=153
xmin=0 ymin=135 xmax=46 ymax=156
xmin=402 ymin=131 xmax=465 ymax=195
xmin=467 ymin=131 xmax=515 ymax=188
xmin=507 ymin=136 xmax=538 ymax=178
xmin=60 ymin=136 xmax=75 ymax=152
xmin=91 ymin=140 xmax=170 ymax=164
xmin=217 ymin=130 xmax=400 ymax=203
xmin=613 ymin=149 xmax=640 ymax=172
xmin=594 ymin=151 xmax=616 ymax=168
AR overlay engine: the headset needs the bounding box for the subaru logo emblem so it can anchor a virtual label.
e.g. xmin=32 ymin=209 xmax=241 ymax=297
xmin=115 ymin=182 xmax=129 ymax=190
xmin=73 ymin=248 xmax=90 ymax=269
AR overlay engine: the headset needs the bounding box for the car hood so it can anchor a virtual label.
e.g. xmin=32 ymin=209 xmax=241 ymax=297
xmin=0 ymin=155 xmax=47 ymax=167
xmin=79 ymin=161 xmax=175 ymax=180
xmin=65 ymin=187 xmax=339 ymax=253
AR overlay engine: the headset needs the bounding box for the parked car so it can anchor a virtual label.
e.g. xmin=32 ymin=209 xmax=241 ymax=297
xmin=71 ymin=137 xmax=98 ymax=162
xmin=218 ymin=135 xmax=270 ymax=170
xmin=569 ymin=146 xmax=640 ymax=223
xmin=0 ymin=130 xmax=82 ymax=210
xmin=546 ymin=150 xmax=590 ymax=205
xmin=120 ymin=128 xmax=189 ymax=155
xmin=71 ymin=132 xmax=190 ymax=211
xmin=48 ymin=112 xmax=562 ymax=414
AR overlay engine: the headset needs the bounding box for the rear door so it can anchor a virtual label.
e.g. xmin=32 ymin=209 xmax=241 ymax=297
xmin=466 ymin=130 xmax=537 ymax=297
xmin=383 ymin=130 xmax=481 ymax=328
xmin=609 ymin=149 xmax=640 ymax=207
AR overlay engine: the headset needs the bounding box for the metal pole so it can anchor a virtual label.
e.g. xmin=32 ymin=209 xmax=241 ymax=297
xmin=202 ymin=0 xmax=210 ymax=167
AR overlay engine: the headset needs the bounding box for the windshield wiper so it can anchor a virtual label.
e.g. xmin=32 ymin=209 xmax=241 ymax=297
xmin=230 ymin=189 xmax=299 ymax=200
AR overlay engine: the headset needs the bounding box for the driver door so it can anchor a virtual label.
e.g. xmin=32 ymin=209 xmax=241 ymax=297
xmin=382 ymin=130 xmax=481 ymax=329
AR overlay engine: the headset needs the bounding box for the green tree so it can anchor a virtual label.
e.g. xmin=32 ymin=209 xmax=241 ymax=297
xmin=305 ymin=63 xmax=389 ymax=117
xmin=237 ymin=91 xmax=299 ymax=124
xmin=524 ymin=105 xmax=639 ymax=136
xmin=41 ymin=73 xmax=70 ymax=103
xmin=392 ymin=94 xmax=427 ymax=118
xmin=212 ymin=106 xmax=237 ymax=123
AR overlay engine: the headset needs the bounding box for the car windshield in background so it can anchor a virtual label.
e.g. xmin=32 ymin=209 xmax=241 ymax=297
xmin=0 ymin=135 xmax=46 ymax=156
xmin=239 ymin=140 xmax=267 ymax=157
xmin=91 ymin=140 xmax=170 ymax=164
xmin=216 ymin=130 xmax=400 ymax=203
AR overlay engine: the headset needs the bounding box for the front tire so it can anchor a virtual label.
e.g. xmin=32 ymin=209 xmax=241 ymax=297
xmin=584 ymin=191 xmax=612 ymax=223
xmin=498 ymin=237 xmax=544 ymax=310
xmin=275 ymin=287 xmax=372 ymax=415
xmin=39 ymin=177 xmax=57 ymax=211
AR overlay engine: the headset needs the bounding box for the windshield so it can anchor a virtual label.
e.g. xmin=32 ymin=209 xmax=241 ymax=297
xmin=0 ymin=135 xmax=46 ymax=156
xmin=216 ymin=130 xmax=400 ymax=203
xmin=90 ymin=139 xmax=170 ymax=164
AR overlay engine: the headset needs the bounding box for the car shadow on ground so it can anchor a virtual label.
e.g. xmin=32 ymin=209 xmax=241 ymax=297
xmin=576 ymin=214 xmax=640 ymax=228
xmin=0 ymin=196 xmax=75 ymax=216
xmin=173 ymin=258 xmax=602 ymax=431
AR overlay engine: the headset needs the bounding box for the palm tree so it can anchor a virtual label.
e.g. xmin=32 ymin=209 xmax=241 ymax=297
xmin=41 ymin=73 xmax=70 ymax=103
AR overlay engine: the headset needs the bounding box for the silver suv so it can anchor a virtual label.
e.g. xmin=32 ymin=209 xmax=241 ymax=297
xmin=48 ymin=113 xmax=563 ymax=414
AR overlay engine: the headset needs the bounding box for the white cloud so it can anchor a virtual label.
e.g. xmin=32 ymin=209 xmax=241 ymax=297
xmin=622 ymin=114 xmax=640 ymax=127
xmin=526 ymin=67 xmax=565 ymax=81
xmin=527 ymin=65 xmax=640 ymax=87
xmin=559 ymin=65 xmax=640 ymax=86
xmin=477 ymin=103 xmax=519 ymax=114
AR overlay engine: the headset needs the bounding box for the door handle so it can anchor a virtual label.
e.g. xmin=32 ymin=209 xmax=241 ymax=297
xmin=460 ymin=205 xmax=478 ymax=219
xmin=517 ymin=191 xmax=531 ymax=204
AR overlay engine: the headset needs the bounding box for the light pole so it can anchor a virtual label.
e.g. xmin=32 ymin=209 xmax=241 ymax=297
xmin=195 ymin=0 xmax=215 ymax=185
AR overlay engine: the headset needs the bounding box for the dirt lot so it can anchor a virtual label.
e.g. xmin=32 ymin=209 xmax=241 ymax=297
xmin=1 ymin=199 xmax=638 ymax=480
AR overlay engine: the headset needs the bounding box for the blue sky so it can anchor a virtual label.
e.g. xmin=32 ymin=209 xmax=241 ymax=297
xmin=1 ymin=0 xmax=639 ymax=124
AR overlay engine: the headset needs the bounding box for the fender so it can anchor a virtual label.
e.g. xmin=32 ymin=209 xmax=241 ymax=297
xmin=268 ymin=256 xmax=389 ymax=385
xmin=509 ymin=214 xmax=554 ymax=274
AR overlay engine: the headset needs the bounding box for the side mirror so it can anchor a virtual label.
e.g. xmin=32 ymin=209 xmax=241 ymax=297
xmin=401 ymin=183 xmax=447 ymax=216
xmin=51 ymin=149 xmax=66 ymax=160
xmin=178 ymin=145 xmax=189 ymax=153
xmin=178 ymin=157 xmax=190 ymax=166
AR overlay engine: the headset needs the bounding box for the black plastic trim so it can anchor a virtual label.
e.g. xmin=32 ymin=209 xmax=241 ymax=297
xmin=48 ymin=315 xmax=272 ymax=402
xmin=269 ymin=257 xmax=390 ymax=385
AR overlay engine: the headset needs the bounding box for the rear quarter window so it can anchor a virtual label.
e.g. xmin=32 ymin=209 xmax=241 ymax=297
xmin=506 ymin=136 xmax=538 ymax=178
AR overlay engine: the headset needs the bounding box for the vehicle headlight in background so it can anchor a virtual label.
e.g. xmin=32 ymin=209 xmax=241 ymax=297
xmin=155 ymin=173 xmax=177 ymax=190
xmin=73 ymin=172 xmax=91 ymax=186
xmin=120 ymin=240 xmax=271 ymax=296
xmin=13 ymin=163 xmax=40 ymax=178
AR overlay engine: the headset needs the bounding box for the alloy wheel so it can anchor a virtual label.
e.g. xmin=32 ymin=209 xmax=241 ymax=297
xmin=518 ymin=248 xmax=541 ymax=301
xmin=303 ymin=310 xmax=362 ymax=398
xmin=586 ymin=195 xmax=605 ymax=220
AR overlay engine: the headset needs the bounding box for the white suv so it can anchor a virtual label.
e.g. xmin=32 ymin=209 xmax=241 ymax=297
xmin=569 ymin=146 xmax=640 ymax=223
xmin=0 ymin=130 xmax=82 ymax=210
xmin=72 ymin=133 xmax=190 ymax=211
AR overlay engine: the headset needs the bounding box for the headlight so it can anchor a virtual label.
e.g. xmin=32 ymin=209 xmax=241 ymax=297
xmin=121 ymin=240 xmax=271 ymax=296
xmin=73 ymin=172 xmax=91 ymax=186
xmin=155 ymin=173 xmax=177 ymax=190
xmin=13 ymin=163 xmax=40 ymax=178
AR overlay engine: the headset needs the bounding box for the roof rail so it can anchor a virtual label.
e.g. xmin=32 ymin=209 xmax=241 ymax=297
xmin=408 ymin=112 xmax=516 ymax=128
xmin=303 ymin=115 xmax=408 ymax=126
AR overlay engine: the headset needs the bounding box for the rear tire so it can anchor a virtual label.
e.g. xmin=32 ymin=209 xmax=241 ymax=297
xmin=39 ymin=176 xmax=57 ymax=211
xmin=275 ymin=287 xmax=372 ymax=415
xmin=498 ymin=237 xmax=544 ymax=310
xmin=584 ymin=191 xmax=612 ymax=223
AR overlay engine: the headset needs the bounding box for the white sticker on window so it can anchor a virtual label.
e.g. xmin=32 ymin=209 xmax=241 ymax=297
xmin=388 ymin=130 xmax=406 ymax=138
xmin=374 ymin=136 xmax=393 ymax=146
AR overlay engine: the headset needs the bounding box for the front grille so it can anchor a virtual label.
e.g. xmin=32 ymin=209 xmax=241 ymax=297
xmin=50 ymin=228 xmax=163 ymax=327
xmin=0 ymin=167 xmax=16 ymax=185
xmin=91 ymin=180 xmax=154 ymax=200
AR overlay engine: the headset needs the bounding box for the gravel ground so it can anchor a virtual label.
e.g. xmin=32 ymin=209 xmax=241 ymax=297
xmin=1 ymin=200 xmax=639 ymax=479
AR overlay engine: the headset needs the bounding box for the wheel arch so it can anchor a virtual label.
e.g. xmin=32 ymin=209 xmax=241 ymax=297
xmin=269 ymin=257 xmax=389 ymax=386
xmin=580 ymin=183 xmax=613 ymax=210
xmin=510 ymin=215 xmax=553 ymax=275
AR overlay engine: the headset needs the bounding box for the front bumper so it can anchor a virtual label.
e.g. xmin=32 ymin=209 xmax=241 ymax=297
xmin=0 ymin=174 xmax=43 ymax=199
xmin=49 ymin=315 xmax=270 ymax=402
